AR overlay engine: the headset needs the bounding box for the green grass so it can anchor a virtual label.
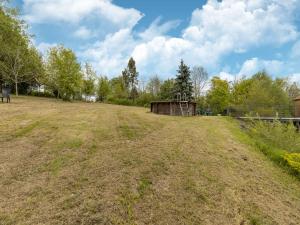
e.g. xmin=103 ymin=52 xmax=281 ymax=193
xmin=0 ymin=96 xmax=299 ymax=225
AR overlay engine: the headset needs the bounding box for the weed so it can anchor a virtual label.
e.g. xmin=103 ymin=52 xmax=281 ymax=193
xmin=137 ymin=177 xmax=152 ymax=197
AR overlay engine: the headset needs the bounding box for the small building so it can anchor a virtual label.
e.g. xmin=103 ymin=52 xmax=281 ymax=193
xmin=294 ymin=97 xmax=300 ymax=117
xmin=150 ymin=101 xmax=197 ymax=116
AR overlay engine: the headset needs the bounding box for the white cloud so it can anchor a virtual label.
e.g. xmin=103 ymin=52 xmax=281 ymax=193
xmin=291 ymin=40 xmax=300 ymax=58
xmin=289 ymin=74 xmax=300 ymax=83
xmin=183 ymin=0 xmax=298 ymax=55
xmin=24 ymin=0 xmax=300 ymax=78
xmin=219 ymin=72 xmax=236 ymax=82
xmin=74 ymin=26 xmax=93 ymax=39
xmin=127 ymin=0 xmax=298 ymax=77
xmin=23 ymin=0 xmax=143 ymax=28
xmin=36 ymin=42 xmax=57 ymax=55
xmin=139 ymin=17 xmax=180 ymax=41
xmin=238 ymin=58 xmax=285 ymax=76
xmin=79 ymin=28 xmax=136 ymax=76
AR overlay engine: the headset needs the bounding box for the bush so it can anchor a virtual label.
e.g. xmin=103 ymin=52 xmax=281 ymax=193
xmin=284 ymin=153 xmax=300 ymax=174
xmin=106 ymin=97 xmax=135 ymax=106
xmin=28 ymin=90 xmax=55 ymax=98
xmin=248 ymin=120 xmax=300 ymax=153
xmin=245 ymin=120 xmax=300 ymax=178
xmin=135 ymin=93 xmax=155 ymax=107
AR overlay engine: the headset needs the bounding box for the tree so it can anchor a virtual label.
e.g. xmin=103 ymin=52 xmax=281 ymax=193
xmin=159 ymin=79 xmax=175 ymax=100
xmin=110 ymin=76 xmax=127 ymax=99
xmin=287 ymin=82 xmax=300 ymax=99
xmin=230 ymin=78 xmax=253 ymax=115
xmin=46 ymin=46 xmax=82 ymax=101
xmin=173 ymin=60 xmax=193 ymax=101
xmin=82 ymin=63 xmax=96 ymax=97
xmin=230 ymin=71 xmax=291 ymax=116
xmin=0 ymin=6 xmax=44 ymax=95
xmin=191 ymin=66 xmax=208 ymax=99
xmin=98 ymin=76 xmax=110 ymax=101
xmin=207 ymin=77 xmax=230 ymax=115
xmin=122 ymin=57 xmax=139 ymax=100
xmin=147 ymin=75 xmax=161 ymax=96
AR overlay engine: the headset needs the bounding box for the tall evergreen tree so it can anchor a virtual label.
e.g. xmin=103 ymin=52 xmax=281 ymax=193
xmin=173 ymin=60 xmax=193 ymax=101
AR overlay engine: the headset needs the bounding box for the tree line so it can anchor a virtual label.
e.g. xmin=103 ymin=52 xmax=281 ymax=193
xmin=1 ymin=4 xmax=299 ymax=117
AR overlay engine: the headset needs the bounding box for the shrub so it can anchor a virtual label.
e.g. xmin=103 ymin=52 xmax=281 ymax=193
xmin=284 ymin=153 xmax=300 ymax=174
xmin=248 ymin=120 xmax=300 ymax=153
xmin=135 ymin=93 xmax=155 ymax=107
xmin=28 ymin=90 xmax=55 ymax=98
xmin=244 ymin=120 xmax=300 ymax=178
xmin=106 ymin=97 xmax=135 ymax=106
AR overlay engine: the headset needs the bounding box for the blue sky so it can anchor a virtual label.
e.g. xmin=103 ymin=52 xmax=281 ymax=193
xmin=13 ymin=0 xmax=300 ymax=82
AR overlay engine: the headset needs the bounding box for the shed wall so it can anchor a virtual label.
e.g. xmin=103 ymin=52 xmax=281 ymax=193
xmin=151 ymin=102 xmax=196 ymax=116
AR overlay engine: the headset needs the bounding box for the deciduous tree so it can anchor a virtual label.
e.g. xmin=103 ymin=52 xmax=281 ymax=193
xmin=46 ymin=46 xmax=82 ymax=101
xmin=207 ymin=77 xmax=230 ymax=115
xmin=82 ymin=63 xmax=96 ymax=97
xmin=191 ymin=66 xmax=208 ymax=99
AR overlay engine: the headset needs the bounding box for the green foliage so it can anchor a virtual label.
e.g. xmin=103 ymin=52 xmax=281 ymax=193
xmin=248 ymin=120 xmax=300 ymax=152
xmin=284 ymin=153 xmax=300 ymax=174
xmin=82 ymin=63 xmax=96 ymax=96
xmin=106 ymin=97 xmax=136 ymax=106
xmin=97 ymin=76 xmax=110 ymax=101
xmin=28 ymin=90 xmax=55 ymax=98
xmin=122 ymin=57 xmax=139 ymax=100
xmin=110 ymin=76 xmax=128 ymax=99
xmin=173 ymin=60 xmax=193 ymax=100
xmin=207 ymin=77 xmax=230 ymax=115
xmin=195 ymin=96 xmax=208 ymax=115
xmin=0 ymin=7 xmax=44 ymax=95
xmin=159 ymin=79 xmax=175 ymax=100
xmin=246 ymin=120 xmax=300 ymax=178
xmin=231 ymin=71 xmax=291 ymax=117
xmin=135 ymin=92 xmax=154 ymax=107
xmin=147 ymin=75 xmax=161 ymax=96
xmin=46 ymin=46 xmax=82 ymax=101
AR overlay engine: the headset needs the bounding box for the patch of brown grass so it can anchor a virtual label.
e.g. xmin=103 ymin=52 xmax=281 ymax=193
xmin=0 ymin=96 xmax=299 ymax=225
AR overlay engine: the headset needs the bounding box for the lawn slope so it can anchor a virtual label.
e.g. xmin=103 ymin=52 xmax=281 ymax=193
xmin=0 ymin=97 xmax=299 ymax=225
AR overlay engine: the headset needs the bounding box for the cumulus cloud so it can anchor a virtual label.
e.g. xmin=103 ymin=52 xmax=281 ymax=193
xmin=74 ymin=26 xmax=94 ymax=39
xmin=25 ymin=0 xmax=300 ymax=78
xmin=79 ymin=28 xmax=137 ymax=76
xmin=138 ymin=17 xmax=181 ymax=41
xmin=131 ymin=0 xmax=298 ymax=77
xmin=291 ymin=40 xmax=300 ymax=58
xmin=23 ymin=0 xmax=143 ymax=28
xmin=238 ymin=58 xmax=285 ymax=76
xmin=289 ymin=74 xmax=300 ymax=83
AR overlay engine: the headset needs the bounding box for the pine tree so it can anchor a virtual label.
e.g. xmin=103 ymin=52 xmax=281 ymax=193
xmin=173 ymin=60 xmax=193 ymax=101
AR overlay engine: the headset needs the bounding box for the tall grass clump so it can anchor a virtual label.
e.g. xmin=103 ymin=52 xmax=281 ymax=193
xmin=246 ymin=120 xmax=300 ymax=177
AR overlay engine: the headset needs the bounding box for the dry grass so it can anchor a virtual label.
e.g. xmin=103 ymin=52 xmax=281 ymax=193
xmin=0 ymin=96 xmax=299 ymax=225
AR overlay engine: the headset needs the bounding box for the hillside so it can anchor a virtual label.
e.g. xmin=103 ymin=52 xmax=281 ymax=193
xmin=0 ymin=97 xmax=299 ymax=225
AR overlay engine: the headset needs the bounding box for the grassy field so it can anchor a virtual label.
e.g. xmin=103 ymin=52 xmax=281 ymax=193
xmin=0 ymin=96 xmax=299 ymax=225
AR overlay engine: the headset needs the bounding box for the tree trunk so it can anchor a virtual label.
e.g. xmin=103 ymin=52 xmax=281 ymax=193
xmin=15 ymin=82 xmax=18 ymax=96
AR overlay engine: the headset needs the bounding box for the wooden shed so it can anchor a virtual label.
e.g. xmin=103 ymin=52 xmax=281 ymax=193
xmin=294 ymin=97 xmax=300 ymax=117
xmin=150 ymin=101 xmax=196 ymax=116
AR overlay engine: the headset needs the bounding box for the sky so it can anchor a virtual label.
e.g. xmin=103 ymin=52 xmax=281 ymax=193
xmin=12 ymin=0 xmax=300 ymax=82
